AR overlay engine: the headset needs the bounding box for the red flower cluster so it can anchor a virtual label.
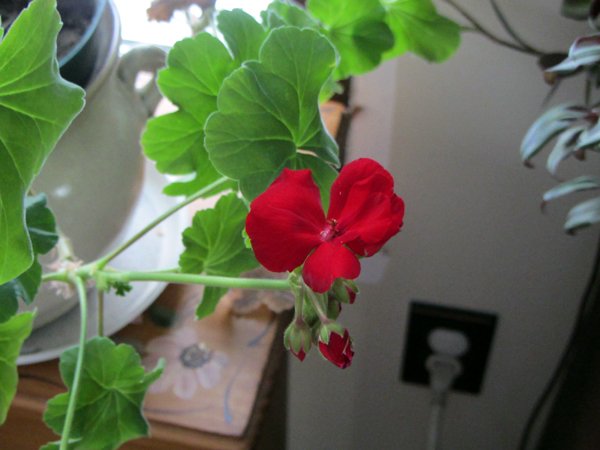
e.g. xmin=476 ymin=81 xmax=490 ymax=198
xmin=246 ymin=158 xmax=404 ymax=293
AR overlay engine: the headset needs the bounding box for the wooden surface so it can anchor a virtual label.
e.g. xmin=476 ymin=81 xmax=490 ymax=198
xmin=3 ymin=283 xmax=291 ymax=450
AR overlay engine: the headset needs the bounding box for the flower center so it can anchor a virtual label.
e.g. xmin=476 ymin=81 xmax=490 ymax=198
xmin=320 ymin=219 xmax=339 ymax=242
xmin=179 ymin=343 xmax=213 ymax=369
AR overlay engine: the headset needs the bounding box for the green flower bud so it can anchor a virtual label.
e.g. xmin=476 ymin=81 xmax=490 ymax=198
xmin=284 ymin=320 xmax=312 ymax=361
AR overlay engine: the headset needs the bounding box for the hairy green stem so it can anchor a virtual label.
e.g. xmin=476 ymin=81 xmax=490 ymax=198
xmin=60 ymin=276 xmax=88 ymax=450
xmin=96 ymin=177 xmax=229 ymax=269
xmin=100 ymin=270 xmax=291 ymax=290
xmin=43 ymin=269 xmax=291 ymax=291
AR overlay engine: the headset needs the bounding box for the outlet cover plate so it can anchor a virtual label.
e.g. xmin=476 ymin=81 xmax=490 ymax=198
xmin=401 ymin=301 xmax=498 ymax=394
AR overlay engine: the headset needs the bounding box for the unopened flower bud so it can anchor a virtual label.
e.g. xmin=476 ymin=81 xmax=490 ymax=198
xmin=330 ymin=279 xmax=359 ymax=304
xmin=327 ymin=298 xmax=342 ymax=320
xmin=284 ymin=320 xmax=312 ymax=362
xmin=318 ymin=328 xmax=354 ymax=369
xmin=318 ymin=321 xmax=345 ymax=345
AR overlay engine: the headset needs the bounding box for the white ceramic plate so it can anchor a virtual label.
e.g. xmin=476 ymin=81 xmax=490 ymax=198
xmin=18 ymin=165 xmax=188 ymax=365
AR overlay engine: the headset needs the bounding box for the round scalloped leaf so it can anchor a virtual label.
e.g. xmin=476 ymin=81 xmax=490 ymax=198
xmin=307 ymin=0 xmax=394 ymax=79
xmin=205 ymin=26 xmax=339 ymax=200
xmin=43 ymin=338 xmax=164 ymax=450
xmin=381 ymin=0 xmax=461 ymax=63
xmin=0 ymin=0 xmax=84 ymax=284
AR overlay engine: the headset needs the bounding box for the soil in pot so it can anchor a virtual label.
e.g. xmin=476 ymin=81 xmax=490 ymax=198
xmin=0 ymin=0 xmax=94 ymax=59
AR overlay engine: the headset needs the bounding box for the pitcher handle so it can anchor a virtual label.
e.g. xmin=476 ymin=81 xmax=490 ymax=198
xmin=117 ymin=46 xmax=166 ymax=117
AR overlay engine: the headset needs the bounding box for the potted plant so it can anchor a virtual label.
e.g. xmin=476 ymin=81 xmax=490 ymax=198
xmin=0 ymin=0 xmax=464 ymax=448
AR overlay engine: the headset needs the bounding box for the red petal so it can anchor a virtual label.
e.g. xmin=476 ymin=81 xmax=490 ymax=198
xmin=292 ymin=348 xmax=306 ymax=361
xmin=340 ymin=192 xmax=404 ymax=256
xmin=328 ymin=158 xmax=394 ymax=220
xmin=318 ymin=329 xmax=354 ymax=369
xmin=303 ymin=242 xmax=360 ymax=293
xmin=328 ymin=158 xmax=404 ymax=256
xmin=246 ymin=169 xmax=326 ymax=272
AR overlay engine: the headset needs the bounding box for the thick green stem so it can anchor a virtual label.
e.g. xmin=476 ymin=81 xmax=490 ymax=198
xmin=100 ymin=270 xmax=291 ymax=291
xmin=42 ymin=271 xmax=70 ymax=283
xmin=96 ymin=177 xmax=229 ymax=269
xmin=43 ymin=269 xmax=292 ymax=292
xmin=60 ymin=276 xmax=88 ymax=450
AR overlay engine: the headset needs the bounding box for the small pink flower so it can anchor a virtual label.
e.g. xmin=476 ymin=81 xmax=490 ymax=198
xmin=143 ymin=327 xmax=228 ymax=399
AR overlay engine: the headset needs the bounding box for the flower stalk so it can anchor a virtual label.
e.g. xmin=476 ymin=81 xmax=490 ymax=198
xmin=43 ymin=269 xmax=291 ymax=292
xmin=95 ymin=176 xmax=230 ymax=270
xmin=60 ymin=276 xmax=88 ymax=450
xmin=305 ymin=288 xmax=331 ymax=325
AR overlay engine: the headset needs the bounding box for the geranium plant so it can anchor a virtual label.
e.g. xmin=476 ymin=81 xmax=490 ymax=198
xmin=0 ymin=0 xmax=460 ymax=448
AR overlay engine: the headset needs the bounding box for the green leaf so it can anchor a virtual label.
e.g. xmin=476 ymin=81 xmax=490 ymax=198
xmin=196 ymin=286 xmax=228 ymax=319
xmin=307 ymin=0 xmax=394 ymax=79
xmin=565 ymin=196 xmax=600 ymax=233
xmin=0 ymin=260 xmax=41 ymax=319
xmin=180 ymin=194 xmax=258 ymax=319
xmin=143 ymin=110 xmax=224 ymax=196
xmin=319 ymin=75 xmax=344 ymax=103
xmin=24 ymin=194 xmax=59 ymax=254
xmin=546 ymin=125 xmax=585 ymax=175
xmin=544 ymin=176 xmax=600 ymax=203
xmin=142 ymin=33 xmax=236 ymax=197
xmin=0 ymin=312 xmax=34 ymax=424
xmin=217 ymin=9 xmax=267 ymax=64
xmin=205 ymin=26 xmax=339 ymax=200
xmin=381 ymin=0 xmax=461 ymax=62
xmin=0 ymin=0 xmax=84 ymax=284
xmin=262 ymin=0 xmax=321 ymax=29
xmin=520 ymin=104 xmax=589 ymax=163
xmin=43 ymin=337 xmax=164 ymax=450
xmin=0 ymin=288 xmax=18 ymax=323
xmin=108 ymin=280 xmax=133 ymax=297
xmin=180 ymin=194 xmax=257 ymax=276
xmin=0 ymin=194 xmax=57 ymax=321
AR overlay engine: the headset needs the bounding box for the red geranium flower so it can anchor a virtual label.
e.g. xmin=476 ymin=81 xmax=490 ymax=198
xmin=319 ymin=329 xmax=354 ymax=369
xmin=246 ymin=158 xmax=404 ymax=293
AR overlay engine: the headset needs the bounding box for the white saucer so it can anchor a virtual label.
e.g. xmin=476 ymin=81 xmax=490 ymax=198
xmin=18 ymin=165 xmax=188 ymax=365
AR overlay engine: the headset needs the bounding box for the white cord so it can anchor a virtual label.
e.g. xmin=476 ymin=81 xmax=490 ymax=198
xmin=425 ymin=328 xmax=469 ymax=450
xmin=426 ymin=355 xmax=462 ymax=450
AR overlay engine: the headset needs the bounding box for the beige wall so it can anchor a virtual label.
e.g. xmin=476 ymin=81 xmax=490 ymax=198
xmin=287 ymin=1 xmax=599 ymax=449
